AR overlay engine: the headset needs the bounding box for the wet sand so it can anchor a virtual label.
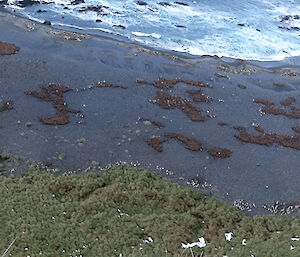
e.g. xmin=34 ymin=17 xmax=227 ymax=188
xmin=1 ymin=9 xmax=300 ymax=216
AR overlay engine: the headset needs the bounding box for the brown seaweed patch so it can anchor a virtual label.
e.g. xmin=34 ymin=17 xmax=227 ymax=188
xmin=254 ymin=97 xmax=300 ymax=118
xmin=215 ymin=73 xmax=229 ymax=79
xmin=235 ymin=128 xmax=300 ymax=150
xmin=137 ymin=78 xmax=210 ymax=89
xmin=251 ymin=123 xmax=265 ymax=133
xmin=253 ymin=98 xmax=274 ymax=106
xmin=164 ymin=132 xmax=202 ymax=151
xmin=0 ymin=101 xmax=13 ymax=112
xmin=0 ymin=41 xmax=20 ymax=55
xmin=261 ymin=105 xmax=300 ymax=119
xmin=207 ymin=148 xmax=232 ymax=158
xmin=154 ymin=91 xmax=205 ymax=121
xmin=40 ymin=112 xmax=69 ymax=125
xmin=25 ymin=87 xmax=50 ymax=100
xmin=146 ymin=137 xmax=166 ymax=152
xmin=25 ymin=84 xmax=80 ymax=125
xmin=139 ymin=117 xmax=165 ymax=128
xmin=233 ymin=126 xmax=247 ymax=132
xmin=218 ymin=122 xmax=228 ymax=126
xmin=98 ymin=81 xmax=127 ymax=89
xmin=237 ymin=84 xmax=247 ymax=89
xmin=273 ymin=82 xmax=284 ymax=87
xmin=292 ymin=126 xmax=300 ymax=133
xmin=49 ymin=84 xmax=71 ymax=94
xmin=280 ymin=97 xmax=296 ymax=106
xmin=185 ymin=89 xmax=212 ymax=103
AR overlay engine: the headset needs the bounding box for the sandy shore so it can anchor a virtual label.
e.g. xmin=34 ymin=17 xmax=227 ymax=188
xmin=1 ymin=9 xmax=300 ymax=216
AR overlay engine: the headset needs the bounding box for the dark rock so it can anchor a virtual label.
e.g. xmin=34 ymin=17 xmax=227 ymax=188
xmin=174 ymin=1 xmax=188 ymax=6
xmin=159 ymin=2 xmax=171 ymax=6
xmin=36 ymin=9 xmax=46 ymax=13
xmin=280 ymin=25 xmax=300 ymax=31
xmin=71 ymin=0 xmax=84 ymax=5
xmin=278 ymin=26 xmax=290 ymax=30
xmin=78 ymin=5 xmax=109 ymax=13
xmin=281 ymin=15 xmax=291 ymax=22
xmin=148 ymin=7 xmax=157 ymax=12
xmin=291 ymin=26 xmax=300 ymax=31
xmin=113 ymin=25 xmax=126 ymax=29
xmin=95 ymin=19 xmax=102 ymax=23
xmin=43 ymin=20 xmax=51 ymax=26
xmin=16 ymin=0 xmax=39 ymax=7
xmin=280 ymin=15 xmax=300 ymax=23
xmin=136 ymin=1 xmax=147 ymax=5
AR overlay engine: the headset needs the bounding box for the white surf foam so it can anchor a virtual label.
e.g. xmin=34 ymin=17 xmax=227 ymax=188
xmin=4 ymin=0 xmax=300 ymax=61
xmin=132 ymin=31 xmax=161 ymax=39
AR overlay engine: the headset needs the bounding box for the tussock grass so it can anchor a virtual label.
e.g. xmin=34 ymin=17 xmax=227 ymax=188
xmin=0 ymin=166 xmax=299 ymax=256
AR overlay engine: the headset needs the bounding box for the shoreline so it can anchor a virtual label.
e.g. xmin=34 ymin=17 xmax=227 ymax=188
xmin=1 ymin=9 xmax=300 ymax=216
xmin=2 ymin=6 xmax=300 ymax=68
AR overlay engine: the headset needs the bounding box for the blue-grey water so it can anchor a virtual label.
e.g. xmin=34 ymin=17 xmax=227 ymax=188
xmin=4 ymin=0 xmax=300 ymax=60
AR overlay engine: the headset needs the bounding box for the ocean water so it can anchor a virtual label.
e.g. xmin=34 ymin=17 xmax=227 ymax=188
xmin=4 ymin=0 xmax=300 ymax=61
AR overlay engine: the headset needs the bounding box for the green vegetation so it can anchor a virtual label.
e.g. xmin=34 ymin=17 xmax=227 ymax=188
xmin=0 ymin=153 xmax=20 ymax=173
xmin=0 ymin=154 xmax=10 ymax=173
xmin=0 ymin=166 xmax=299 ymax=257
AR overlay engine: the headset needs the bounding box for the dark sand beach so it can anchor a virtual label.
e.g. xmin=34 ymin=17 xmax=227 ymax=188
xmin=1 ymin=9 xmax=300 ymax=216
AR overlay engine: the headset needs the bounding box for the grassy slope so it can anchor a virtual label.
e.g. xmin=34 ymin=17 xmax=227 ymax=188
xmin=0 ymin=166 xmax=299 ymax=257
